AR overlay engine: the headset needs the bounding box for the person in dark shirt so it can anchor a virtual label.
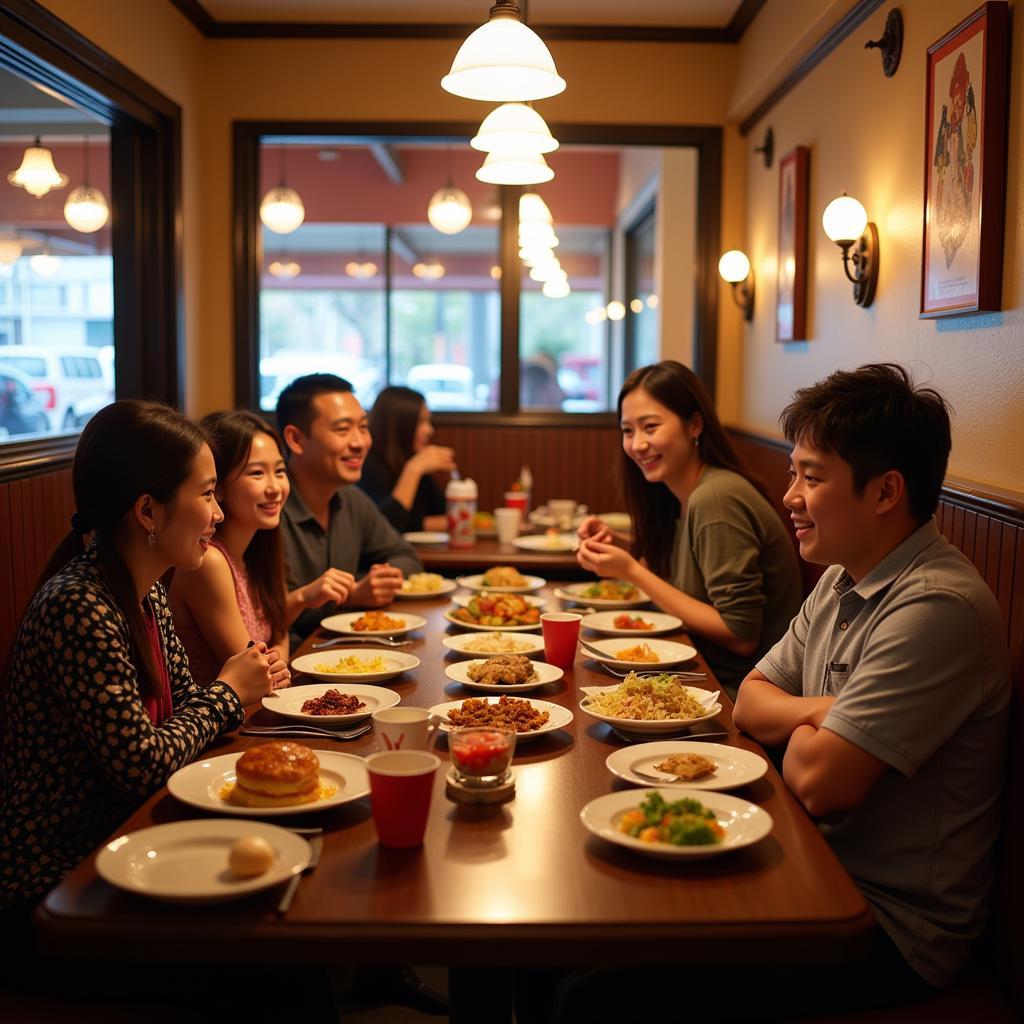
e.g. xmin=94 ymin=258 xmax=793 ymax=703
xmin=360 ymin=385 xmax=455 ymax=533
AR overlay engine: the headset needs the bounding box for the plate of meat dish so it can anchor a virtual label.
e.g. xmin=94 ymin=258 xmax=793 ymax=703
xmin=605 ymin=741 xmax=768 ymax=791
xmin=290 ymin=650 xmax=421 ymax=684
xmin=262 ymin=682 xmax=401 ymax=723
xmin=456 ymin=566 xmax=546 ymax=593
xmin=320 ymin=610 xmax=427 ymax=637
xmin=580 ymin=611 xmax=682 ymax=637
xmin=428 ymin=695 xmax=573 ymax=742
xmin=444 ymin=655 xmax=563 ymax=693
xmin=554 ymin=580 xmax=649 ymax=609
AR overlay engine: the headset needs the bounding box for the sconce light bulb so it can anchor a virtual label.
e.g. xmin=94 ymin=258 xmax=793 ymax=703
xmin=822 ymin=194 xmax=868 ymax=244
xmin=718 ymin=249 xmax=751 ymax=283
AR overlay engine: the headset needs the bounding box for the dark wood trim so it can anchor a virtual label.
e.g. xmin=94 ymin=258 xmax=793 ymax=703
xmin=739 ymin=0 xmax=887 ymax=135
xmin=433 ymin=411 xmax=617 ymax=430
xmin=0 ymin=436 xmax=76 ymax=483
xmin=167 ymin=0 xmax=764 ymax=42
xmin=234 ymin=121 xmax=722 ymax=416
xmin=498 ymin=185 xmax=521 ymax=414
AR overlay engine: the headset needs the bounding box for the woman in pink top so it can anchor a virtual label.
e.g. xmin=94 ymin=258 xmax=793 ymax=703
xmin=171 ymin=411 xmax=355 ymax=684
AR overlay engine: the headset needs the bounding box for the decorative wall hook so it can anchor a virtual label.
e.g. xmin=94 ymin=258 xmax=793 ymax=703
xmin=865 ymin=9 xmax=903 ymax=78
xmin=753 ymin=127 xmax=774 ymax=168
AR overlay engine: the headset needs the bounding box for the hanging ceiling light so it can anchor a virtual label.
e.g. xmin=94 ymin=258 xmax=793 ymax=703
xmin=519 ymin=221 xmax=558 ymax=247
xmin=441 ymin=0 xmax=565 ymax=102
xmin=345 ymin=259 xmax=378 ymax=279
xmin=30 ymin=247 xmax=61 ymax=277
xmin=7 ymin=136 xmax=69 ymax=198
xmin=519 ymin=191 xmax=553 ymax=226
xmin=64 ymin=136 xmax=109 ymax=233
xmin=518 ymin=242 xmax=558 ymax=264
xmin=413 ymin=259 xmax=446 ymax=280
xmin=529 ymin=259 xmax=563 ymax=283
xmin=428 ymin=185 xmax=473 ymax=234
xmin=259 ymin=144 xmax=305 ymax=234
xmin=606 ymin=300 xmax=626 ymax=321
xmin=268 ymin=257 xmax=301 ymax=279
xmin=0 ymin=238 xmax=23 ymax=265
xmin=471 ymin=103 xmax=558 ymax=154
xmin=476 ymin=149 xmax=553 ymax=186
xmin=542 ymin=278 xmax=570 ymax=298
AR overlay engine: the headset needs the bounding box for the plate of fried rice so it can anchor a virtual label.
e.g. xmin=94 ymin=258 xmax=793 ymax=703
xmin=578 ymin=673 xmax=722 ymax=734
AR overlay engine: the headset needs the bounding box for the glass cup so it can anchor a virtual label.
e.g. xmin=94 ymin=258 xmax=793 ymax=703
xmin=494 ymin=507 xmax=522 ymax=544
xmin=366 ymin=750 xmax=441 ymax=848
xmin=541 ymin=611 xmax=582 ymax=669
xmin=448 ymin=726 xmax=516 ymax=787
xmin=372 ymin=707 xmax=442 ymax=752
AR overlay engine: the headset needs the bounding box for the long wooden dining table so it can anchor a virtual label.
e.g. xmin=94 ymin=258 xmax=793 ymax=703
xmin=36 ymin=584 xmax=874 ymax=1021
xmin=415 ymin=536 xmax=582 ymax=574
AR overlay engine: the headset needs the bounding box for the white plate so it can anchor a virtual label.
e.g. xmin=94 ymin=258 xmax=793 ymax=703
xmin=320 ymin=611 xmax=427 ymax=637
xmin=597 ymin=512 xmax=631 ymax=532
xmin=96 ymin=819 xmax=311 ymax=902
xmin=403 ymin=531 xmax=449 ymax=545
xmin=428 ymin=696 xmax=573 ymax=742
xmin=581 ymin=610 xmax=683 ymax=637
xmin=511 ymin=533 xmax=577 ymax=552
xmin=529 ymin=509 xmax=586 ymax=529
xmin=443 ymin=608 xmax=544 ymax=633
xmin=582 ymin=637 xmax=698 ymax=671
xmin=167 ymin=750 xmax=370 ymax=817
xmin=451 ymin=591 xmax=546 ymax=610
xmin=262 ymin=682 xmax=401 ymax=723
xmin=445 ymin=659 xmax=563 ymax=693
xmin=396 ymin=577 xmax=457 ymax=600
xmin=442 ymin=632 xmax=546 ymax=658
xmin=579 ymin=683 xmax=721 ymax=735
xmin=580 ymin=789 xmax=772 ymax=859
xmin=554 ymin=582 xmax=650 ymax=609
xmin=456 ymin=573 xmax=546 ymax=593
xmin=605 ymin=741 xmax=768 ymax=791
xmin=290 ymin=650 xmax=421 ymax=684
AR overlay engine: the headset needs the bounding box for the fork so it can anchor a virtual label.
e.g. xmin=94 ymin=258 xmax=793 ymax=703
xmin=311 ymin=636 xmax=411 ymax=650
xmin=598 ymin=664 xmax=707 ymax=680
xmin=277 ymin=831 xmax=323 ymax=914
xmin=241 ymin=722 xmax=371 ymax=740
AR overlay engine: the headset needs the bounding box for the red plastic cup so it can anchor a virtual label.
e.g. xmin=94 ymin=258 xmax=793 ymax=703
xmin=541 ymin=612 xmax=582 ymax=669
xmin=503 ymin=491 xmax=528 ymax=516
xmin=366 ymin=750 xmax=440 ymax=848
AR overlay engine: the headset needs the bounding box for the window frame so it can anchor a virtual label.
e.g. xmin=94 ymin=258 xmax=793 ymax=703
xmin=233 ymin=121 xmax=721 ymax=426
xmin=0 ymin=0 xmax=183 ymax=480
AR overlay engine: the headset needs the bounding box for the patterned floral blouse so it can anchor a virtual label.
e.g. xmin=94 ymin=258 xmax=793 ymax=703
xmin=0 ymin=547 xmax=245 ymax=909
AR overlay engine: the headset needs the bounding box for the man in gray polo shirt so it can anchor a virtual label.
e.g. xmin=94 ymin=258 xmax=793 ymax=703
xmin=735 ymin=364 xmax=1010 ymax=999
xmin=277 ymin=373 xmax=422 ymax=644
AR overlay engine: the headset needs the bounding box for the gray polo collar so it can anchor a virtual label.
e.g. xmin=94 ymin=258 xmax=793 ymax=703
xmin=834 ymin=518 xmax=941 ymax=600
xmin=284 ymin=479 xmax=342 ymax=526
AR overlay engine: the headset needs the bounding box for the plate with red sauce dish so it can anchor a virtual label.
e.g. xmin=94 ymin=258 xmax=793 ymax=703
xmin=262 ymin=682 xmax=400 ymax=724
xmin=580 ymin=611 xmax=683 ymax=637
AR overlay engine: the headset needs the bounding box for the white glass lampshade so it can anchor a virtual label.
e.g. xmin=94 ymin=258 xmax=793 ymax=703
xmin=260 ymin=186 xmax=305 ymax=234
xmin=441 ymin=11 xmax=565 ymax=102
xmin=542 ymin=277 xmax=570 ymax=298
xmin=822 ymin=194 xmax=868 ymax=244
xmin=529 ymin=259 xmax=563 ymax=283
xmin=64 ymin=185 xmax=110 ymax=233
xmin=29 ymin=252 xmax=61 ymax=277
xmin=268 ymin=258 xmax=301 ymax=279
xmin=471 ymin=103 xmax=558 ymax=154
xmin=412 ymin=260 xmax=446 ymax=280
xmin=427 ymin=185 xmax=473 ymax=235
xmin=584 ymin=308 xmax=600 ymax=325
xmin=490 ymin=264 xmax=502 ymax=279
xmin=0 ymin=239 xmax=23 ymax=265
xmin=519 ymin=191 xmax=553 ymax=227
xmin=518 ymin=221 xmax=558 ymax=247
xmin=718 ymin=249 xmax=751 ymax=283
xmin=630 ymin=298 xmax=644 ymax=314
xmin=646 ymin=294 xmax=659 ymax=309
xmin=518 ymin=244 xmax=557 ymax=265
xmin=345 ymin=260 xmax=378 ymax=279
xmin=476 ymin=149 xmax=553 ymax=186
xmin=7 ymin=139 xmax=68 ymax=198
xmin=606 ymin=300 xmax=626 ymax=321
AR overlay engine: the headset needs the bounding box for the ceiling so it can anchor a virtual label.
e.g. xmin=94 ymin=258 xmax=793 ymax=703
xmin=0 ymin=67 xmax=104 ymax=139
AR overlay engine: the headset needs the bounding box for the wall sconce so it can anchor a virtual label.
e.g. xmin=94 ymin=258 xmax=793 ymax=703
xmin=821 ymin=193 xmax=878 ymax=307
xmin=865 ymin=9 xmax=903 ymax=78
xmin=718 ymin=250 xmax=754 ymax=320
xmin=754 ymin=127 xmax=774 ymax=169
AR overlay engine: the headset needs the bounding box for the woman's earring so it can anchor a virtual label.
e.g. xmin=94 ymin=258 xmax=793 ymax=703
xmin=146 ymin=527 xmax=157 ymax=549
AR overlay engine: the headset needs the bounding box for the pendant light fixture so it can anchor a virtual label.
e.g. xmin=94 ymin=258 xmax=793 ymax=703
xmin=441 ymin=1 xmax=565 ymax=102
xmin=471 ymin=103 xmax=558 ymax=154
xmin=345 ymin=257 xmax=378 ymax=279
xmin=8 ymin=136 xmax=69 ymax=198
xmin=542 ymin=277 xmax=570 ymax=298
xmin=476 ymin=149 xmax=553 ymax=186
xmin=412 ymin=259 xmax=446 ymax=280
xmin=427 ymin=147 xmax=473 ymax=235
xmin=260 ymin=144 xmax=305 ymax=234
xmin=29 ymin=243 xmax=61 ymax=277
xmin=268 ymin=253 xmax=301 ymax=279
xmin=0 ymin=236 xmax=23 ymax=265
xmin=519 ymin=191 xmax=553 ymax=226
xmin=64 ymin=136 xmax=110 ymax=234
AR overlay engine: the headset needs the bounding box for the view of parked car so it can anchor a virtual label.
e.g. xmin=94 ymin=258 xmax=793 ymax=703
xmin=259 ymin=350 xmax=382 ymax=411
xmin=405 ymin=363 xmax=484 ymax=411
xmin=0 ymin=362 xmax=50 ymax=438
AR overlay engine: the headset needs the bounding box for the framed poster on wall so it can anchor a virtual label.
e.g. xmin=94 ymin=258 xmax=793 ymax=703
xmin=777 ymin=146 xmax=809 ymax=341
xmin=921 ymin=1 xmax=1009 ymax=318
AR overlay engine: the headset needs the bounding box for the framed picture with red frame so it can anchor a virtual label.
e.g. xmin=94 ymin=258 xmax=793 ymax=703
xmin=921 ymin=1 xmax=1009 ymax=318
xmin=776 ymin=146 xmax=809 ymax=341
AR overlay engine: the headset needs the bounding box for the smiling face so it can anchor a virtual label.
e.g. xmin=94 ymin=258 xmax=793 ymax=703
xmin=620 ymin=387 xmax=702 ymax=488
xmin=219 ymin=430 xmax=290 ymax=532
xmin=412 ymin=401 xmax=433 ymax=453
xmin=293 ymin=390 xmax=371 ymax=486
xmin=152 ymin=444 xmax=223 ymax=570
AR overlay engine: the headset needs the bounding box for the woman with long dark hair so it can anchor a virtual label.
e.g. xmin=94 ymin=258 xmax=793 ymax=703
xmin=171 ymin=410 xmax=353 ymax=678
xmin=0 ymin=401 xmax=284 ymax=913
xmin=577 ymin=360 xmax=802 ymax=692
xmin=360 ymin=385 xmax=455 ymax=533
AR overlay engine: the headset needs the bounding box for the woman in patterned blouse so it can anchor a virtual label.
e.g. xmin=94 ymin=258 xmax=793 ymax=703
xmin=0 ymin=400 xmax=288 ymax=911
xmin=171 ymin=410 xmax=351 ymax=682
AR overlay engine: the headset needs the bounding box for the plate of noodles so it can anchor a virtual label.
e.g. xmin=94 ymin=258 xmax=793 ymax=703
xmin=262 ymin=681 xmax=401 ymax=723
xmin=579 ymin=674 xmax=721 ymax=735
xmin=396 ymin=573 xmax=457 ymax=599
xmin=290 ymin=650 xmax=421 ymax=684
xmin=442 ymin=631 xmax=545 ymax=658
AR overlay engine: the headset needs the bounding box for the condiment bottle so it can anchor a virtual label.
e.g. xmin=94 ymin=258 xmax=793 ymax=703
xmin=518 ymin=465 xmax=533 ymax=515
xmin=446 ymin=477 xmax=478 ymax=548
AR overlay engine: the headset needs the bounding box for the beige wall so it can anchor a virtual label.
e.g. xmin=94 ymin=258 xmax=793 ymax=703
xmin=730 ymin=0 xmax=1024 ymax=493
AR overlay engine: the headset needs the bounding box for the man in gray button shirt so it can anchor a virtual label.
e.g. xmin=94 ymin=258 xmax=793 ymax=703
xmin=735 ymin=365 xmax=1010 ymax=1001
xmin=277 ymin=374 xmax=422 ymax=644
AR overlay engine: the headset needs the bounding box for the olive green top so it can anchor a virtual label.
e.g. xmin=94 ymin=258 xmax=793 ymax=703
xmin=671 ymin=466 xmax=803 ymax=693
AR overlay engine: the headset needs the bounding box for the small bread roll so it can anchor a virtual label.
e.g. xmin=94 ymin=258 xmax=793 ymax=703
xmin=228 ymin=836 xmax=276 ymax=877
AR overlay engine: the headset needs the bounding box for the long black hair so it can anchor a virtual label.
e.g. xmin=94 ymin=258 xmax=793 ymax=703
xmin=618 ymin=361 xmax=767 ymax=578
xmin=37 ymin=400 xmax=208 ymax=698
xmin=201 ymin=411 xmax=288 ymax=643
xmin=367 ymin=386 xmax=427 ymax=479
